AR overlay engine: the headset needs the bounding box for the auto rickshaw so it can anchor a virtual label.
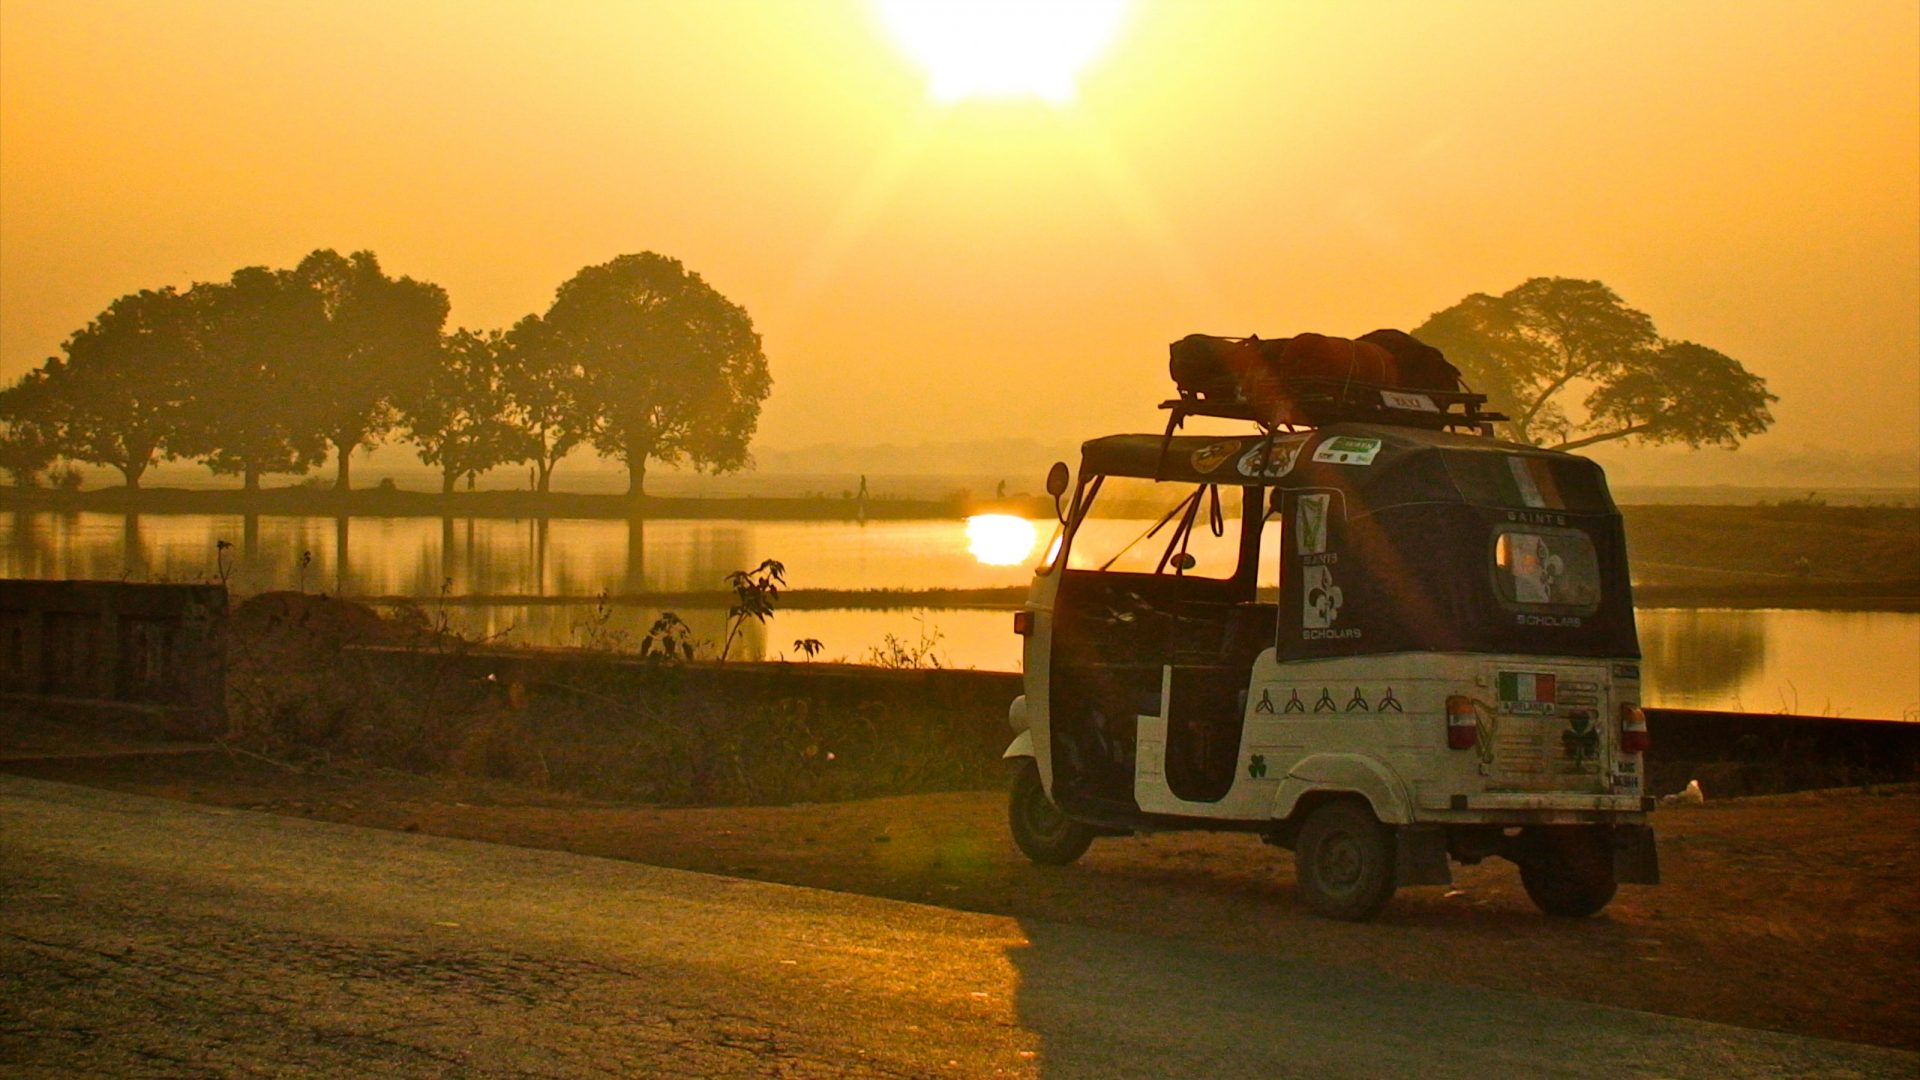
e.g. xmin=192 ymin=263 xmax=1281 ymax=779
xmin=1005 ymin=332 xmax=1658 ymax=920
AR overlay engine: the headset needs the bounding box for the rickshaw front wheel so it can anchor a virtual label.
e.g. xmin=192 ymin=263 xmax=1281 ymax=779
xmin=1294 ymin=799 xmax=1398 ymax=921
xmin=1009 ymin=758 xmax=1095 ymax=866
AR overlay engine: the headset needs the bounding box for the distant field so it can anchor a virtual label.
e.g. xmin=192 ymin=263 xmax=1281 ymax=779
xmin=1613 ymin=485 xmax=1916 ymax=507
xmin=1622 ymin=503 xmax=1920 ymax=605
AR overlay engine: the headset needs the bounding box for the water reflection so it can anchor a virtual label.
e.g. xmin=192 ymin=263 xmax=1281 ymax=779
xmin=1636 ymin=609 xmax=1767 ymax=704
xmin=336 ymin=516 xmax=351 ymax=595
xmin=534 ymin=516 xmax=549 ymax=594
xmin=625 ymin=516 xmax=644 ymax=595
xmin=0 ymin=511 xmax=1057 ymax=597
xmin=0 ymin=511 xmax=1914 ymax=718
xmin=8 ymin=511 xmax=35 ymax=564
xmin=1637 ymin=608 xmax=1918 ymax=719
xmin=123 ymin=514 xmax=147 ymax=578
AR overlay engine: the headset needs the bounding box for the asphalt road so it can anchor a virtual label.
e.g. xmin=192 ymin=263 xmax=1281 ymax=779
xmin=2 ymin=775 xmax=1912 ymax=1079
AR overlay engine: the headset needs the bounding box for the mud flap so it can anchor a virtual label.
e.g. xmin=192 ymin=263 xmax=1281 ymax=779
xmin=1395 ymin=825 xmax=1453 ymax=887
xmin=1612 ymin=825 xmax=1660 ymax=884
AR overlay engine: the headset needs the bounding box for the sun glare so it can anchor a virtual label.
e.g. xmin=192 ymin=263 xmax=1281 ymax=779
xmin=966 ymin=514 xmax=1040 ymax=566
xmin=875 ymin=0 xmax=1130 ymax=104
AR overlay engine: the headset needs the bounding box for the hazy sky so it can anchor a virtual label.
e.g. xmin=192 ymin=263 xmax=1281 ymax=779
xmin=3 ymin=0 xmax=1916 ymax=462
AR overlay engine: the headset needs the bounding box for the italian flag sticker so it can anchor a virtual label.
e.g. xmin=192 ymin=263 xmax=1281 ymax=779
xmin=1498 ymin=671 xmax=1557 ymax=708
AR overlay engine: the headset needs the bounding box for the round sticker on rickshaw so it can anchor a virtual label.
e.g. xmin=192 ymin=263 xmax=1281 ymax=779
xmin=1236 ymin=434 xmax=1311 ymax=479
xmin=1188 ymin=440 xmax=1242 ymax=474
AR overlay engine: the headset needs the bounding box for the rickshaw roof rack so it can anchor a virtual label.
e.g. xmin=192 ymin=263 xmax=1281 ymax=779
xmin=1158 ymin=377 xmax=1506 ymax=438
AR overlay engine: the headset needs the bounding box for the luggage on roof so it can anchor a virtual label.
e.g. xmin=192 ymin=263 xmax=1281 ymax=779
xmin=1165 ymin=329 xmax=1489 ymax=433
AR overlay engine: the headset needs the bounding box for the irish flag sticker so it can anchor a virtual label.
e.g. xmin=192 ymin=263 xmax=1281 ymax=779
xmin=1498 ymin=671 xmax=1558 ymax=714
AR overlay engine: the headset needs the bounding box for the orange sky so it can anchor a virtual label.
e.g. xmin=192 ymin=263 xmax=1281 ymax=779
xmin=2 ymin=1 xmax=1916 ymax=466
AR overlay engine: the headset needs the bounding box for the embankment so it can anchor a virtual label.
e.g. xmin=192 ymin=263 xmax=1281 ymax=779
xmin=217 ymin=592 xmax=1919 ymax=806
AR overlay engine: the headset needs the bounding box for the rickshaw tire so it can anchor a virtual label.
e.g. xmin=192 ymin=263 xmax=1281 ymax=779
xmin=1519 ymin=828 xmax=1618 ymax=917
xmin=1294 ymin=799 xmax=1398 ymax=921
xmin=1008 ymin=758 xmax=1095 ymax=866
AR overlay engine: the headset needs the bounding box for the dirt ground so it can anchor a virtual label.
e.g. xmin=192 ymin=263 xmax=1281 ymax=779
xmin=4 ymin=740 xmax=1916 ymax=1052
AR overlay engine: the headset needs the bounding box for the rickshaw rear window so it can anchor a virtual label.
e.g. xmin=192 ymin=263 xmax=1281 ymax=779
xmin=1493 ymin=527 xmax=1601 ymax=611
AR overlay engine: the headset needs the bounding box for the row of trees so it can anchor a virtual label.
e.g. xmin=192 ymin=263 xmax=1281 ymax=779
xmin=1 ymin=261 xmax=1767 ymax=496
xmin=0 ymin=250 xmax=772 ymax=496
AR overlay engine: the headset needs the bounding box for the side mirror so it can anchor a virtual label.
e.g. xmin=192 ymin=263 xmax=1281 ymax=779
xmin=1046 ymin=462 xmax=1070 ymax=523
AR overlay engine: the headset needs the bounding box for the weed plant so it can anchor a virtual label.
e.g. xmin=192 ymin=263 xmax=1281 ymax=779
xmin=866 ymin=615 xmax=947 ymax=669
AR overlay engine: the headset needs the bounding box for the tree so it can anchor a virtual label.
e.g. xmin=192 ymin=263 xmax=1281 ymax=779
xmin=0 ymin=371 xmax=60 ymax=485
xmin=1576 ymin=340 xmax=1776 ymax=452
xmin=294 ymin=250 xmax=450 ymax=491
xmin=173 ymin=268 xmax=330 ymax=490
xmin=501 ymin=314 xmax=590 ymax=493
xmin=20 ymin=288 xmax=200 ymax=488
xmin=1413 ymin=277 xmax=1775 ymax=450
xmin=538 ymin=253 xmax=771 ymax=498
xmin=400 ymin=329 xmax=532 ymax=494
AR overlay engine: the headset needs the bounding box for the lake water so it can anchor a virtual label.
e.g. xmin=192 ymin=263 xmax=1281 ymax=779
xmin=3 ymin=511 xmax=1915 ymax=721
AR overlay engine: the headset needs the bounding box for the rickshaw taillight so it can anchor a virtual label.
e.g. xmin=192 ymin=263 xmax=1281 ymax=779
xmin=1013 ymin=610 xmax=1034 ymax=636
xmin=1445 ymin=695 xmax=1478 ymax=750
xmin=1619 ymin=703 xmax=1651 ymax=754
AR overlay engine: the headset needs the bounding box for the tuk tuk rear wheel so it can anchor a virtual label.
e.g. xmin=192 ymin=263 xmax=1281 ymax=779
xmin=1518 ymin=828 xmax=1618 ymax=917
xmin=1009 ymin=758 xmax=1095 ymax=866
xmin=1294 ymin=799 xmax=1398 ymax=921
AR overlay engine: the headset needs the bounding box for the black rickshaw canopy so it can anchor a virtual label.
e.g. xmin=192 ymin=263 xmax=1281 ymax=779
xmin=1078 ymin=424 xmax=1617 ymax=517
xmin=1076 ymin=423 xmax=1638 ymax=659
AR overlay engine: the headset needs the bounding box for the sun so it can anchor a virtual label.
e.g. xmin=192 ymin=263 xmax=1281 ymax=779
xmin=966 ymin=514 xmax=1040 ymax=566
xmin=875 ymin=1 xmax=1130 ymax=104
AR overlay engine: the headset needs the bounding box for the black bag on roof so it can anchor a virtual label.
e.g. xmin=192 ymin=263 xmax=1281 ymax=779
xmin=1358 ymin=329 xmax=1461 ymax=393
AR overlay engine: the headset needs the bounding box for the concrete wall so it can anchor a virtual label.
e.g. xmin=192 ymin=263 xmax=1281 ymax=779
xmin=1646 ymin=708 xmax=1920 ymax=797
xmin=0 ymin=579 xmax=227 ymax=739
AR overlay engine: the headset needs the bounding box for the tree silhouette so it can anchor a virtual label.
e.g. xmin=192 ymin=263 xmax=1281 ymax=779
xmin=13 ymin=288 xmax=200 ymax=488
xmin=0 ymin=371 xmax=60 ymax=486
xmin=501 ymin=314 xmax=590 ymax=493
xmin=1414 ymin=278 xmax=1775 ymax=450
xmin=294 ymin=250 xmax=449 ymax=491
xmin=538 ymin=253 xmax=770 ymax=498
xmin=401 ymin=328 xmax=531 ymax=494
xmin=172 ymin=267 xmax=329 ymax=490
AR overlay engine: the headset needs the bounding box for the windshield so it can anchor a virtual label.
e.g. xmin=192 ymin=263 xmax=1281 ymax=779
xmin=1066 ymin=476 xmax=1266 ymax=580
